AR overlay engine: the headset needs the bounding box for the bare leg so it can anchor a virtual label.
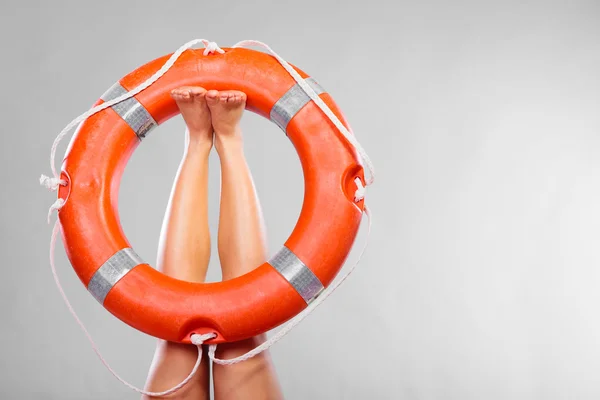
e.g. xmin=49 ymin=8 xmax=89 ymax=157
xmin=143 ymin=87 xmax=213 ymax=400
xmin=207 ymin=89 xmax=284 ymax=400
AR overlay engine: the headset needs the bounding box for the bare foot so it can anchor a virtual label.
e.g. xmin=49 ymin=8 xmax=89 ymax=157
xmin=205 ymin=90 xmax=247 ymax=152
xmin=171 ymin=86 xmax=213 ymax=146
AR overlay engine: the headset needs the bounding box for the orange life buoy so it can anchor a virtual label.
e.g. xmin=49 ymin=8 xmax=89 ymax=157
xmin=56 ymin=47 xmax=365 ymax=345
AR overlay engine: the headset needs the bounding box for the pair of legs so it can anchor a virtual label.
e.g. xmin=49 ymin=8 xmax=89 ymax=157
xmin=142 ymin=88 xmax=283 ymax=399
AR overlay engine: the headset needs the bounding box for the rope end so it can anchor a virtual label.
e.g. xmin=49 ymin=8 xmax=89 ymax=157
xmin=47 ymin=198 xmax=65 ymax=224
xmin=191 ymin=332 xmax=217 ymax=346
xmin=201 ymin=40 xmax=225 ymax=56
xmin=40 ymin=174 xmax=67 ymax=191
xmin=354 ymin=177 xmax=366 ymax=202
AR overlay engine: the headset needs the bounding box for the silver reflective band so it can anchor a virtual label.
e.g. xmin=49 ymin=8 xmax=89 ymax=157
xmin=87 ymin=248 xmax=145 ymax=304
xmin=270 ymin=77 xmax=325 ymax=132
xmin=101 ymin=82 xmax=157 ymax=139
xmin=268 ymin=246 xmax=324 ymax=303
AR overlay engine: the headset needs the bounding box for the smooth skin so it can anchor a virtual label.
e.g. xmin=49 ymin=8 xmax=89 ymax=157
xmin=142 ymin=87 xmax=283 ymax=399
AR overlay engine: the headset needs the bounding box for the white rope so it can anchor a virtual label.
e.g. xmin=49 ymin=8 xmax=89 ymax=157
xmin=203 ymin=41 xmax=225 ymax=56
xmin=39 ymin=174 xmax=67 ymax=191
xmin=208 ymin=205 xmax=372 ymax=365
xmin=354 ymin=177 xmax=366 ymax=202
xmin=204 ymin=41 xmax=374 ymax=365
xmin=45 ymin=39 xmax=223 ymax=184
xmin=46 ymin=198 xmax=65 ymax=224
xmin=232 ymin=40 xmax=375 ymax=187
xmin=41 ymin=37 xmax=373 ymax=219
xmin=40 ymin=37 xmax=374 ymax=391
xmin=40 ymin=39 xmax=224 ymax=396
xmin=48 ymin=216 xmax=216 ymax=396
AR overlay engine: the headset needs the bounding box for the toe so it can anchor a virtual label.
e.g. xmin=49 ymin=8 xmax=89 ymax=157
xmin=231 ymin=92 xmax=246 ymax=106
xmin=220 ymin=91 xmax=233 ymax=102
xmin=191 ymin=88 xmax=207 ymax=106
xmin=206 ymin=90 xmax=220 ymax=105
xmin=189 ymin=86 xmax=207 ymax=97
xmin=171 ymin=88 xmax=191 ymax=101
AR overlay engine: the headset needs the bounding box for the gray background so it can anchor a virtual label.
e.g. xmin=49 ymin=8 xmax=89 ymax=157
xmin=1 ymin=0 xmax=600 ymax=399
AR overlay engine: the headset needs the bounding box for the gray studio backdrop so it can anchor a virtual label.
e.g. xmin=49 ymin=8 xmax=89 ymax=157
xmin=1 ymin=0 xmax=600 ymax=399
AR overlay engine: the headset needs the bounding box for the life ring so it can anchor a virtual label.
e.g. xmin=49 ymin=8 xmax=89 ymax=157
xmin=56 ymin=47 xmax=365 ymax=345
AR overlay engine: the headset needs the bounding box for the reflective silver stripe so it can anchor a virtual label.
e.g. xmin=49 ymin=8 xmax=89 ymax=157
xmin=268 ymin=246 xmax=324 ymax=303
xmin=270 ymin=77 xmax=325 ymax=132
xmin=100 ymin=82 xmax=157 ymax=139
xmin=87 ymin=248 xmax=145 ymax=304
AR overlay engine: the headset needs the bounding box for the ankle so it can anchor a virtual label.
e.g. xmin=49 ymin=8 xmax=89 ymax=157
xmin=214 ymin=133 xmax=243 ymax=155
xmin=186 ymin=125 xmax=213 ymax=140
xmin=185 ymin=134 xmax=213 ymax=154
